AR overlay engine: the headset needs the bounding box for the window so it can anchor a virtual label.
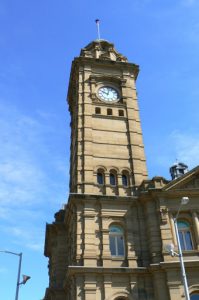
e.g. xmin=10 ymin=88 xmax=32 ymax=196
xmin=97 ymin=172 xmax=104 ymax=185
xmin=110 ymin=173 xmax=116 ymax=186
xmin=107 ymin=108 xmax=112 ymax=115
xmin=191 ymin=294 xmax=199 ymax=300
xmin=95 ymin=107 xmax=101 ymax=114
xmin=119 ymin=110 xmax=124 ymax=116
xmin=122 ymin=174 xmax=128 ymax=187
xmin=109 ymin=225 xmax=125 ymax=256
xmin=177 ymin=220 xmax=193 ymax=250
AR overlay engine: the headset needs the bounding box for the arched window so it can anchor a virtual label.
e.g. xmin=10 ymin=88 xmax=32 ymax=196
xmin=97 ymin=171 xmax=104 ymax=185
xmin=110 ymin=173 xmax=116 ymax=186
xmin=191 ymin=293 xmax=199 ymax=300
xmin=177 ymin=220 xmax=193 ymax=250
xmin=122 ymin=173 xmax=128 ymax=187
xmin=109 ymin=225 xmax=125 ymax=256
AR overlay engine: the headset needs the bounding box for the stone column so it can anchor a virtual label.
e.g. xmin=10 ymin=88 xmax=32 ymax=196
xmin=170 ymin=213 xmax=177 ymax=246
xmin=130 ymin=274 xmax=138 ymax=300
xmin=102 ymin=228 xmax=111 ymax=267
xmin=123 ymin=73 xmax=148 ymax=186
xmin=101 ymin=216 xmax=111 ymax=267
xmin=167 ymin=283 xmax=182 ymax=300
xmin=117 ymin=174 xmax=124 ymax=196
xmin=82 ymin=65 xmax=94 ymax=194
xmin=76 ymin=207 xmax=83 ymax=265
xmin=126 ymin=212 xmax=137 ymax=267
xmin=83 ymin=203 xmax=97 ymax=266
xmin=145 ymin=201 xmax=162 ymax=263
xmin=76 ymin=276 xmax=84 ymax=300
xmin=153 ymin=271 xmax=170 ymax=300
xmin=104 ymin=275 xmax=112 ymax=300
xmin=105 ymin=173 xmax=112 ymax=196
xmin=192 ymin=211 xmax=199 ymax=250
xmin=96 ymin=276 xmax=104 ymax=300
xmin=84 ymin=275 xmax=96 ymax=300
xmin=144 ymin=275 xmax=155 ymax=300
xmin=77 ymin=71 xmax=84 ymax=193
xmin=167 ymin=270 xmax=182 ymax=300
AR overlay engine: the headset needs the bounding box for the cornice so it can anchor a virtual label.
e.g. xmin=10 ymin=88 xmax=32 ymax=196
xmin=73 ymin=56 xmax=139 ymax=78
xmin=66 ymin=266 xmax=148 ymax=277
xmin=68 ymin=193 xmax=138 ymax=205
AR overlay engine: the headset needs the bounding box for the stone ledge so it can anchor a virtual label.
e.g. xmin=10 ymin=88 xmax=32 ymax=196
xmin=150 ymin=259 xmax=199 ymax=270
xmin=66 ymin=266 xmax=148 ymax=277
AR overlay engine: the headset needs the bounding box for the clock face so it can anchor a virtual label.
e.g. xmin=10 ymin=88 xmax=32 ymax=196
xmin=98 ymin=86 xmax=119 ymax=102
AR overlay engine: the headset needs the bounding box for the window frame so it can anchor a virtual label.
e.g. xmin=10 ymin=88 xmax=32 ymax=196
xmin=107 ymin=108 xmax=112 ymax=116
xmin=96 ymin=169 xmax=105 ymax=185
xmin=110 ymin=173 xmax=116 ymax=186
xmin=177 ymin=220 xmax=194 ymax=251
xmin=190 ymin=293 xmax=199 ymax=300
xmin=118 ymin=109 xmax=124 ymax=117
xmin=95 ymin=107 xmax=101 ymax=114
xmin=109 ymin=225 xmax=125 ymax=257
xmin=122 ymin=173 xmax=128 ymax=187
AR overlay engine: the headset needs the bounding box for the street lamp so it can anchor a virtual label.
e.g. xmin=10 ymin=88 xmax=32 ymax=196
xmin=0 ymin=250 xmax=30 ymax=300
xmin=165 ymin=196 xmax=190 ymax=300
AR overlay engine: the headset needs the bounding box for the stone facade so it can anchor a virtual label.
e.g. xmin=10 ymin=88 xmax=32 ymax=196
xmin=43 ymin=40 xmax=199 ymax=300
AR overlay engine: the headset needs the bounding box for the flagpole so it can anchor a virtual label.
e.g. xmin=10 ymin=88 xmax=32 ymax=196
xmin=95 ymin=19 xmax=101 ymax=40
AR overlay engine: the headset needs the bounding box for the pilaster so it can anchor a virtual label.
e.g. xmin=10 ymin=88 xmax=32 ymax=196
xmin=83 ymin=203 xmax=97 ymax=266
xmin=192 ymin=211 xmax=199 ymax=250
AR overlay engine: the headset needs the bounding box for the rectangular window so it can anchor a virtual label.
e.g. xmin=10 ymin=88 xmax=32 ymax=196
xmin=119 ymin=110 xmax=124 ymax=116
xmin=95 ymin=107 xmax=101 ymax=114
xmin=107 ymin=109 xmax=112 ymax=116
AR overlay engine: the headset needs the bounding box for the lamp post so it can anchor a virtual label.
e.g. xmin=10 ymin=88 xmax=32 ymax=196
xmin=165 ymin=197 xmax=190 ymax=300
xmin=0 ymin=250 xmax=30 ymax=300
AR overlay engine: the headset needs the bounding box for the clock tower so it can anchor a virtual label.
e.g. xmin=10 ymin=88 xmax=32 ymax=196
xmin=68 ymin=40 xmax=147 ymax=197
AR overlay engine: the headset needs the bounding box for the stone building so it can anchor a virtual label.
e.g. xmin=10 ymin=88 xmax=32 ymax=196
xmin=43 ymin=40 xmax=199 ymax=300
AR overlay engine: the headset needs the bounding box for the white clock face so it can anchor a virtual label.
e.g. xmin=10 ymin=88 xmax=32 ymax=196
xmin=98 ymin=86 xmax=119 ymax=102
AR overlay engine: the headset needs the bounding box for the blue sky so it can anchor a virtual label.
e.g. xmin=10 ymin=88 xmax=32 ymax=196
xmin=0 ymin=0 xmax=199 ymax=299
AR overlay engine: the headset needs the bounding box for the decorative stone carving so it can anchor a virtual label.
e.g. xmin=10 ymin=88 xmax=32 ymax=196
xmin=80 ymin=40 xmax=128 ymax=62
xmin=160 ymin=208 xmax=168 ymax=224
